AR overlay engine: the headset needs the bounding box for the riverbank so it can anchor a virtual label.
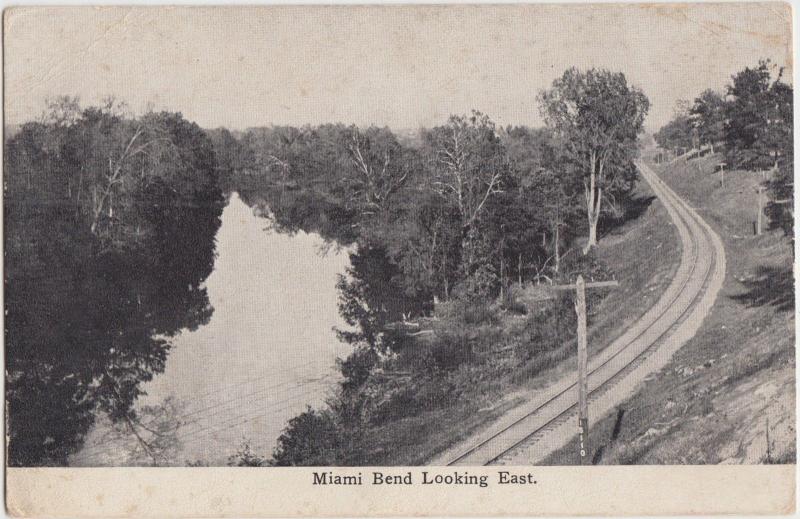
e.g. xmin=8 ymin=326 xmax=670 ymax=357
xmin=70 ymin=193 xmax=350 ymax=466
xmin=275 ymin=173 xmax=684 ymax=466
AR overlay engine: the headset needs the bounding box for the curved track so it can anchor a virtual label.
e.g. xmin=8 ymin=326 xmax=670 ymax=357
xmin=429 ymin=161 xmax=726 ymax=466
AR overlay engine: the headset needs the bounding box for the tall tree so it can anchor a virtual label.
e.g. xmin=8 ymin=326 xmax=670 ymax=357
xmin=762 ymin=78 xmax=794 ymax=238
xmin=689 ymin=89 xmax=726 ymax=153
xmin=341 ymin=126 xmax=411 ymax=220
xmin=538 ymin=68 xmax=649 ymax=252
xmin=503 ymin=126 xmax=582 ymax=280
xmin=424 ymin=112 xmax=511 ymax=278
xmin=4 ymin=103 xmax=223 ymax=466
xmin=388 ymin=191 xmax=462 ymax=302
xmin=653 ymin=114 xmax=693 ymax=152
xmin=335 ymin=243 xmax=430 ymax=351
xmin=724 ymin=59 xmax=792 ymax=171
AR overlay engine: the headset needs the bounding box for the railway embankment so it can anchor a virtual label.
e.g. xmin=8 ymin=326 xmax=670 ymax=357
xmin=545 ymin=153 xmax=795 ymax=465
xmin=430 ymin=156 xmax=725 ymax=465
xmin=267 ymin=152 xmax=701 ymax=466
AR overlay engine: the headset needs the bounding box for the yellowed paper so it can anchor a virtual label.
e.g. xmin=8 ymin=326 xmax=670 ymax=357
xmin=4 ymin=3 xmax=795 ymax=517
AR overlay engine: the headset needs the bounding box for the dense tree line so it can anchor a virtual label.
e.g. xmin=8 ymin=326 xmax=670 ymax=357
xmin=210 ymin=68 xmax=649 ymax=465
xmin=213 ymin=69 xmax=648 ymax=317
xmin=6 ymin=67 xmax=649 ymax=466
xmin=5 ymin=98 xmax=224 ymax=465
xmin=654 ymin=60 xmax=793 ymax=236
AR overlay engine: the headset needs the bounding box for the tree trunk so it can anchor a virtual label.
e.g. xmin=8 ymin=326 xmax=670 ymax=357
xmin=91 ymin=187 xmax=100 ymax=234
xmin=499 ymin=255 xmax=505 ymax=301
xmin=756 ymin=187 xmax=763 ymax=236
xmin=76 ymin=167 xmax=84 ymax=217
xmin=554 ymin=222 xmax=560 ymax=273
xmin=462 ymin=234 xmax=474 ymax=278
xmin=583 ymin=170 xmax=602 ymax=254
xmin=442 ymin=250 xmax=449 ymax=301
xmin=585 ymin=221 xmax=597 ymax=254
xmin=518 ymin=253 xmax=522 ymax=286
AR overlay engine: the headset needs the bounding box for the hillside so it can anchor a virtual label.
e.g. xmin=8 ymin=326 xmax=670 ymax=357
xmin=545 ymin=152 xmax=795 ymax=464
xmin=397 ymin=172 xmax=685 ymax=465
xmin=277 ymin=174 xmax=684 ymax=466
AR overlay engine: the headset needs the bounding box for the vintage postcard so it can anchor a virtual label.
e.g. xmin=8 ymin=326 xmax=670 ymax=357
xmin=3 ymin=3 xmax=796 ymax=517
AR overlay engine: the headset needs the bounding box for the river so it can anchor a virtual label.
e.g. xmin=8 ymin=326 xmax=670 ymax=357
xmin=71 ymin=193 xmax=351 ymax=466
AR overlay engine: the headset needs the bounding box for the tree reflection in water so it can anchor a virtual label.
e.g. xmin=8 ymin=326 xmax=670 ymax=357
xmin=5 ymin=104 xmax=223 ymax=466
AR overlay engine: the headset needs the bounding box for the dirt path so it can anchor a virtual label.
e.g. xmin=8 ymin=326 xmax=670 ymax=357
xmin=428 ymin=161 xmax=726 ymax=466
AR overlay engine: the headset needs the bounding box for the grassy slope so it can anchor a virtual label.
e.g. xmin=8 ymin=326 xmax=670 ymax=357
xmin=364 ymin=175 xmax=683 ymax=465
xmin=545 ymin=153 xmax=795 ymax=465
xmin=507 ymin=180 xmax=681 ymax=392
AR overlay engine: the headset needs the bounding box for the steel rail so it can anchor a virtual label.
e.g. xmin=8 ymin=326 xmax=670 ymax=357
xmin=486 ymin=163 xmax=717 ymax=465
xmin=439 ymin=162 xmax=717 ymax=466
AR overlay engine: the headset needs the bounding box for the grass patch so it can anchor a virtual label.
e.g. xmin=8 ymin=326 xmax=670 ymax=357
xmin=357 ymin=177 xmax=684 ymax=464
xmin=507 ymin=178 xmax=681 ymax=393
xmin=543 ymin=152 xmax=795 ymax=465
xmin=268 ymin=172 xmax=687 ymax=466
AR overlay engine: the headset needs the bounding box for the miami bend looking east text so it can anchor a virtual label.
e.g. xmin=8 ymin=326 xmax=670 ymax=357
xmin=312 ymin=471 xmax=537 ymax=488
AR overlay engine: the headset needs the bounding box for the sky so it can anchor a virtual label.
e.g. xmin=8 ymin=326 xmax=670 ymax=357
xmin=4 ymin=3 xmax=793 ymax=133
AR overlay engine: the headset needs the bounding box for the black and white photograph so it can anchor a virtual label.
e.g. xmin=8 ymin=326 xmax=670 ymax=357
xmin=3 ymin=1 xmax=795 ymax=489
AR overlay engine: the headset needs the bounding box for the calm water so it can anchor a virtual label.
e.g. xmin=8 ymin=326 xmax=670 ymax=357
xmin=71 ymin=193 xmax=351 ymax=465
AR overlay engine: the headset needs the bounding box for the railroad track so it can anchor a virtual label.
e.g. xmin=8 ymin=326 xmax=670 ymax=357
xmin=428 ymin=160 xmax=726 ymax=466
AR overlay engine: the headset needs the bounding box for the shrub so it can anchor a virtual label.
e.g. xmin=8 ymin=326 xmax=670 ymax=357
xmin=370 ymin=385 xmax=419 ymax=424
xmin=463 ymin=303 xmax=499 ymax=325
xmin=338 ymin=346 xmax=379 ymax=392
xmin=424 ymin=331 xmax=474 ymax=371
xmin=501 ymin=298 xmax=527 ymax=315
xmin=436 ymin=298 xmax=499 ymax=326
xmin=271 ymin=407 xmax=347 ymax=466
xmin=227 ymin=441 xmax=267 ymax=467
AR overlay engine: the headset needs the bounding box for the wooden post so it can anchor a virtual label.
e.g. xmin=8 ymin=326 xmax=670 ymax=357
xmin=575 ymin=275 xmax=589 ymax=465
xmin=773 ymin=197 xmax=794 ymax=259
xmin=716 ymin=163 xmax=726 ymax=188
xmin=554 ymin=222 xmax=561 ymax=274
xmin=500 ymin=256 xmax=505 ymax=301
xmin=756 ymin=186 xmax=764 ymax=236
xmin=551 ymin=277 xmax=619 ymax=464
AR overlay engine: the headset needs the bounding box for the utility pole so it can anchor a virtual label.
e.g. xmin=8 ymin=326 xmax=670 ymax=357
xmin=551 ymin=275 xmax=619 ymax=464
xmin=717 ymin=163 xmax=726 ymax=187
xmin=553 ymin=220 xmax=564 ymax=274
xmin=756 ymin=185 xmax=764 ymax=236
xmin=546 ymin=191 xmax=571 ymax=275
xmin=755 ymin=169 xmax=770 ymax=236
xmin=773 ymin=196 xmax=794 ymax=259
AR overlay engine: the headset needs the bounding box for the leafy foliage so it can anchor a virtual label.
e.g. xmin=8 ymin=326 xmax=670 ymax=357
xmin=654 ymin=114 xmax=694 ymax=152
xmin=654 ymin=59 xmax=793 ymax=237
xmin=538 ymin=68 xmax=650 ymax=251
xmin=9 ymin=71 xmax=657 ymax=466
xmin=271 ymin=408 xmax=355 ymax=466
xmin=5 ymin=102 xmax=223 ymax=466
xmin=227 ymin=441 xmax=268 ymax=467
xmin=689 ymin=89 xmax=726 ymax=150
xmin=724 ymin=60 xmax=792 ymax=171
